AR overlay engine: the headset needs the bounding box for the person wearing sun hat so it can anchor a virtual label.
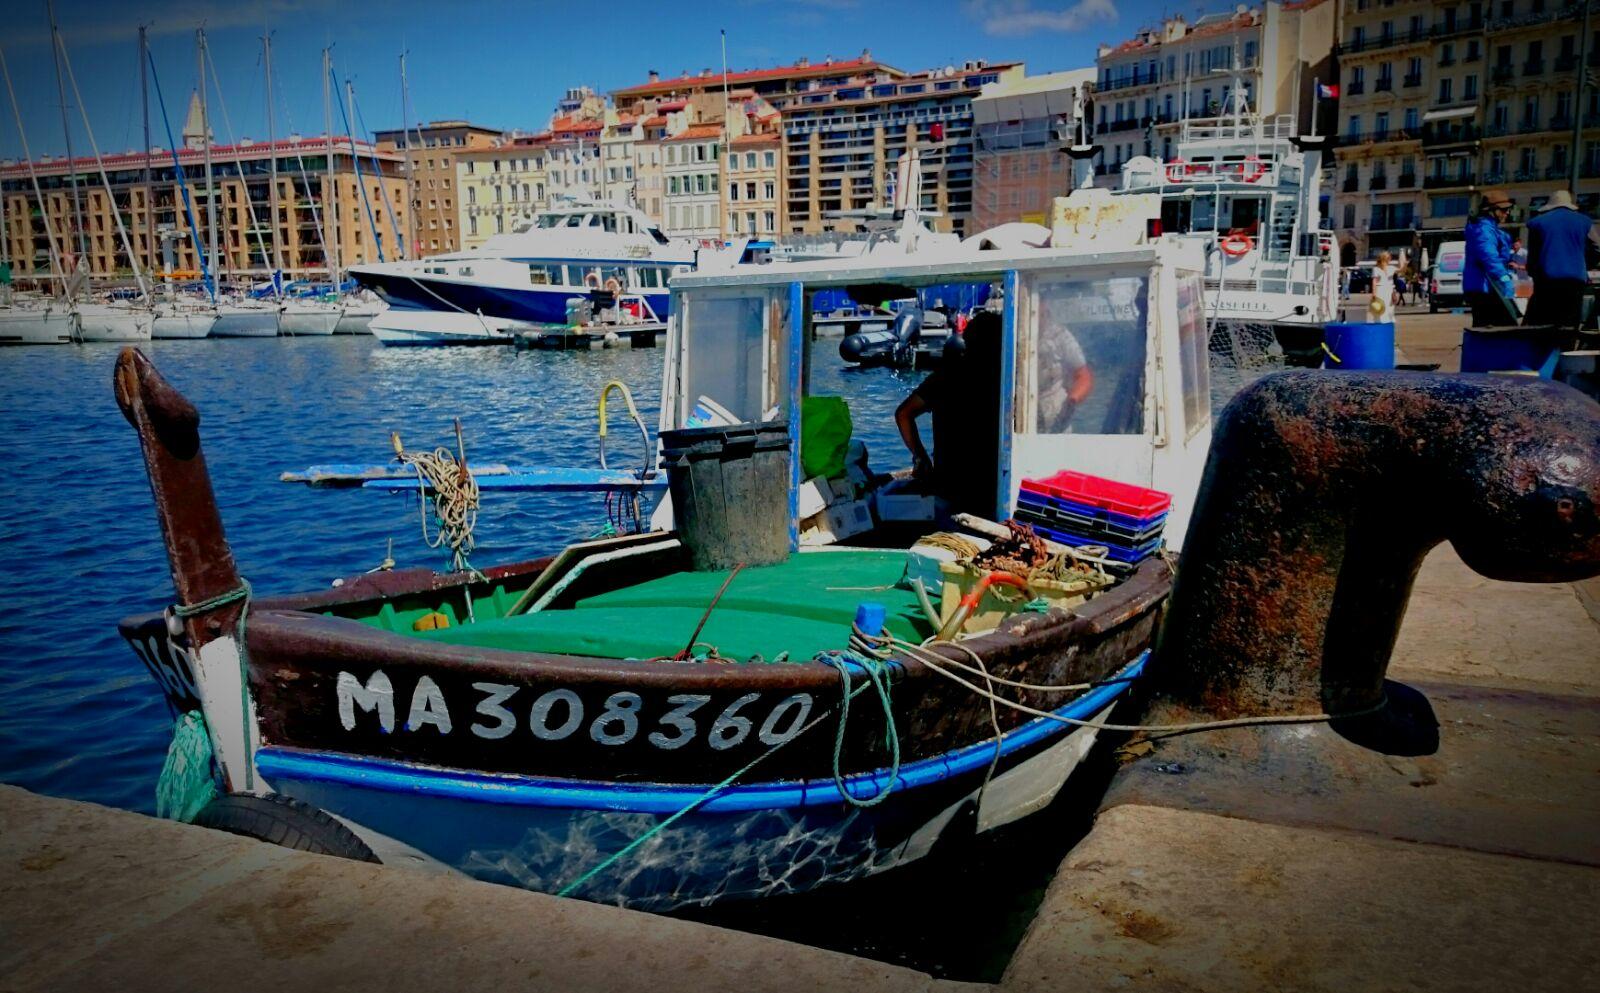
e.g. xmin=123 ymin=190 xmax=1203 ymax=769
xmin=1524 ymin=189 xmax=1600 ymax=327
xmin=1463 ymin=188 xmax=1519 ymax=325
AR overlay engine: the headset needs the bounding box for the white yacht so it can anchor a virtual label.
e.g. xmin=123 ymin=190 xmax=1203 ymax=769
xmin=350 ymin=199 xmax=724 ymax=342
xmin=151 ymin=301 xmax=218 ymax=339
xmin=211 ymin=298 xmax=281 ymax=337
xmin=0 ymin=299 xmax=78 ymax=345
xmin=279 ymin=299 xmax=341 ymax=336
xmin=75 ymin=301 xmax=154 ymax=342
xmin=1114 ymin=93 xmax=1337 ymax=338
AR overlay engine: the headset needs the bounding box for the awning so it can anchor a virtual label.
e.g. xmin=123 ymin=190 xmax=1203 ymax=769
xmin=1423 ymin=106 xmax=1477 ymax=122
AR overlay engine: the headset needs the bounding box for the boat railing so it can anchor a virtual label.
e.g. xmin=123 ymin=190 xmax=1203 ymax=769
xmin=1178 ymin=114 xmax=1297 ymax=146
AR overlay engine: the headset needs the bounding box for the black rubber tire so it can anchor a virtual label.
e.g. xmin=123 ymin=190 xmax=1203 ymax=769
xmin=193 ymin=792 xmax=379 ymax=863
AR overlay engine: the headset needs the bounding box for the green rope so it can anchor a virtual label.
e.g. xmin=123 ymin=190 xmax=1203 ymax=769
xmin=172 ymin=580 xmax=253 ymax=791
xmin=1021 ymin=597 xmax=1053 ymax=613
xmin=555 ymin=669 xmax=878 ymax=899
xmin=818 ymin=650 xmax=902 ymax=808
xmin=155 ymin=710 xmax=218 ymax=822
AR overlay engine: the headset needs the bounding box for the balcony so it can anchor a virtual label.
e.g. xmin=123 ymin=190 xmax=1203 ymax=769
xmin=1555 ymin=54 xmax=1579 ymax=72
xmin=1421 ymin=123 xmax=1482 ymax=146
xmin=1488 ymin=122 xmax=1512 ymax=137
xmin=1098 ymin=70 xmax=1159 ymax=92
xmin=1523 ymin=60 xmax=1546 ymax=76
xmin=1370 ymin=174 xmax=1389 ymax=190
xmin=1430 ymin=17 xmax=1486 ymax=39
xmin=1403 ymin=73 xmax=1423 ymax=88
xmin=1347 ymin=81 xmax=1366 ymax=95
xmin=1546 ymin=164 xmax=1573 ymax=179
xmin=1491 ymin=64 xmax=1515 ymax=83
xmin=1398 ymin=173 xmax=1418 ymax=188
xmin=1375 ymin=77 xmax=1395 ymax=92
xmin=1513 ymin=169 xmax=1540 ymax=183
xmin=1482 ymin=171 xmax=1507 ymax=185
xmin=1424 ymin=173 xmax=1476 ymax=189
xmin=1437 ymin=55 xmax=1456 ymax=67
xmin=1464 ymin=46 xmax=1482 ymax=63
xmin=1335 ymin=28 xmax=1428 ymax=55
xmin=1342 ymin=177 xmax=1360 ymax=192
xmin=1551 ymin=114 xmax=1574 ymax=131
xmin=1518 ymin=118 xmax=1543 ymax=134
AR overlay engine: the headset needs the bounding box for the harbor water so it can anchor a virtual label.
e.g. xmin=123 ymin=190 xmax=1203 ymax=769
xmin=0 ymin=336 xmax=1108 ymax=981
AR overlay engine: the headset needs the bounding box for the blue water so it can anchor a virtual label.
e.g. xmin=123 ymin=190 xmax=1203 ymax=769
xmin=0 ymin=336 xmax=922 ymax=813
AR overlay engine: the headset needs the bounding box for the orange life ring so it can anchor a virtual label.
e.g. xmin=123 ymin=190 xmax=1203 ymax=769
xmin=1241 ymin=155 xmax=1264 ymax=183
xmin=604 ymin=276 xmax=623 ymax=294
xmin=1220 ymin=232 xmax=1254 ymax=256
xmin=1165 ymin=158 xmax=1187 ymax=182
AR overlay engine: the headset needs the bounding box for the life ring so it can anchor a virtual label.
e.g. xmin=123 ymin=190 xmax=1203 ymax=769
xmin=1165 ymin=158 xmax=1188 ymax=182
xmin=604 ymin=276 xmax=623 ymax=294
xmin=1220 ymin=232 xmax=1254 ymax=256
xmin=583 ymin=271 xmax=602 ymax=289
xmin=1241 ymin=155 xmax=1264 ymax=183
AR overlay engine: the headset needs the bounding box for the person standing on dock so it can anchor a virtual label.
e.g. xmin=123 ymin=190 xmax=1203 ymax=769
xmin=1369 ymin=251 xmax=1398 ymax=325
xmin=1523 ymin=190 xmax=1600 ymax=328
xmin=1463 ymin=190 xmax=1519 ymax=326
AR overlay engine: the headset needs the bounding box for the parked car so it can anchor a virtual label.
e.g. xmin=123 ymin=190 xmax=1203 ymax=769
xmin=1430 ymin=241 xmax=1466 ymax=312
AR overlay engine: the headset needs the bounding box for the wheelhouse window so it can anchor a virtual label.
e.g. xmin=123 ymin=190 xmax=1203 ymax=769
xmin=1031 ymin=275 xmax=1149 ymax=435
xmin=1175 ymin=271 xmax=1209 ymax=435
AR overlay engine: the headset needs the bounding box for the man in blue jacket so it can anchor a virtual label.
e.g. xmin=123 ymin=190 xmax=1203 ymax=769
xmin=1524 ymin=189 xmax=1600 ymax=327
xmin=1464 ymin=189 xmax=1519 ymax=326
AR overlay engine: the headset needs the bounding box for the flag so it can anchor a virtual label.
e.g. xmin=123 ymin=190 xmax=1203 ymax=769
xmin=1317 ymin=82 xmax=1339 ymax=99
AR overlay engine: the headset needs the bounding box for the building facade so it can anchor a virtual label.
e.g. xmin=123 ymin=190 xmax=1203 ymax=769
xmin=373 ymin=119 xmax=503 ymax=257
xmin=1093 ymin=0 xmax=1335 ymax=172
xmin=724 ymin=132 xmax=783 ymax=237
xmin=455 ymin=139 xmax=549 ymax=249
xmin=778 ymin=60 xmax=1023 ymax=237
xmin=663 ymin=124 xmax=727 ymax=239
xmin=1331 ymin=0 xmax=1600 ymax=263
xmin=971 ymin=68 xmax=1095 ymax=228
xmin=611 ymin=53 xmax=905 ymax=116
xmin=2 ymin=126 xmax=407 ymax=282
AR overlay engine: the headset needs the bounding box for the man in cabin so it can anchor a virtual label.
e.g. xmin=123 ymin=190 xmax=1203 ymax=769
xmin=895 ymin=312 xmax=1004 ymax=517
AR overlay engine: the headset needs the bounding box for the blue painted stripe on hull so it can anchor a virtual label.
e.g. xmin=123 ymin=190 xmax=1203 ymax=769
xmin=357 ymin=271 xmax=670 ymax=323
xmin=256 ymin=651 xmax=1146 ymax=814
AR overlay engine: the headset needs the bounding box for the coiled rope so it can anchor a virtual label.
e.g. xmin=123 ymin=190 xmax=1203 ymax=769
xmin=391 ymin=422 xmax=480 ymax=576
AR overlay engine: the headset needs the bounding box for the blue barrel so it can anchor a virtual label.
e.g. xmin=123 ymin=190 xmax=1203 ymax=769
xmin=1323 ymin=322 xmax=1395 ymax=370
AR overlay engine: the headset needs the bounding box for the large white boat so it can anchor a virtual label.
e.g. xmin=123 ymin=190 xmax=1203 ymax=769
xmin=348 ymin=199 xmax=717 ymax=333
xmin=1113 ymin=93 xmax=1336 ymax=350
xmin=0 ymin=302 xmax=77 ymax=345
xmin=211 ymin=299 xmax=281 ymax=337
xmin=367 ymin=307 xmax=533 ymax=346
xmin=75 ymin=302 xmax=154 ymax=342
xmin=151 ymin=302 xmax=218 ymax=339
xmin=279 ymin=299 xmax=341 ymax=336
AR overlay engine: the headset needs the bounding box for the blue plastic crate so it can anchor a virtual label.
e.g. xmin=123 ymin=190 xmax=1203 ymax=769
xmin=1017 ymin=504 xmax=1167 ymax=545
xmin=1031 ymin=521 xmax=1165 ymax=564
xmin=1017 ymin=491 xmax=1168 ymax=531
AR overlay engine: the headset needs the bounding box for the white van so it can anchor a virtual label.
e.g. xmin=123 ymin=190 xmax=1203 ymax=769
xmin=1430 ymin=241 xmax=1466 ymax=312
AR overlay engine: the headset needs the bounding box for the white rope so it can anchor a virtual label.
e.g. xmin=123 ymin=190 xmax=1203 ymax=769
xmin=393 ymin=430 xmax=480 ymax=575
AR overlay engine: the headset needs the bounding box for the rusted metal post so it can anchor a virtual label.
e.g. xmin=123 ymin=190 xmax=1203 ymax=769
xmin=1153 ymin=371 xmax=1600 ymax=722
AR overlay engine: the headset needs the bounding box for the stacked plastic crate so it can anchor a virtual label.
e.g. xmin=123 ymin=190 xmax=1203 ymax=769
xmin=1016 ymin=471 xmax=1171 ymax=564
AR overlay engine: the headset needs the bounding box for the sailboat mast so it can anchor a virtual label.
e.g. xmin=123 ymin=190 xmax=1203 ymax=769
xmin=198 ymin=28 xmax=218 ymax=298
xmin=140 ymin=26 xmax=152 ymax=280
xmin=323 ymin=47 xmax=340 ymax=285
xmin=47 ymin=1 xmax=88 ymax=268
xmin=0 ymin=46 xmax=67 ymax=298
xmin=400 ymin=51 xmax=418 ymax=255
xmin=264 ymin=32 xmax=282 ymax=290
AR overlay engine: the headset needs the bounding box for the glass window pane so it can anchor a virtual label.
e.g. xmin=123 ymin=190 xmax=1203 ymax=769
xmin=1033 ymin=275 xmax=1149 ymax=434
xmin=683 ymin=295 xmax=768 ymax=423
xmin=1175 ymin=272 xmax=1209 ymax=435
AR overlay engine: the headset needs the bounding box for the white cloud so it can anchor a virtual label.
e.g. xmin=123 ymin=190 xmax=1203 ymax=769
xmin=965 ymin=0 xmax=1118 ymax=37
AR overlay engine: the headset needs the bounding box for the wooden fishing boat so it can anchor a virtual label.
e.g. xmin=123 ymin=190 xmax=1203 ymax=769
xmin=118 ymin=180 xmax=1215 ymax=909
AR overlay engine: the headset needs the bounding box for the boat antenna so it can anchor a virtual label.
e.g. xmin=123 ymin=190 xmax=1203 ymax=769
xmin=47 ymin=1 xmax=88 ymax=274
xmin=197 ymin=28 xmax=219 ymax=300
xmin=399 ymin=51 xmax=420 ymax=254
xmin=264 ymin=30 xmax=283 ymax=299
xmin=720 ymin=27 xmax=730 ymax=241
xmin=334 ymin=69 xmax=386 ymax=264
xmin=203 ymin=39 xmax=274 ymax=289
xmin=322 ymin=46 xmax=340 ymax=288
xmin=350 ymin=81 xmax=405 ymax=258
xmin=0 ymin=44 xmax=68 ymax=300
xmin=143 ymin=44 xmax=213 ymax=302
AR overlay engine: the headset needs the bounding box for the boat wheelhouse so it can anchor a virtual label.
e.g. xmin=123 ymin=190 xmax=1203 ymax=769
xmin=1115 ymin=95 xmax=1337 ymax=338
xmin=116 ymin=187 xmax=1213 ymax=910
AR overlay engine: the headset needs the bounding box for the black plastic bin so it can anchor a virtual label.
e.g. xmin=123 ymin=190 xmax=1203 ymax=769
xmin=659 ymin=421 xmax=792 ymax=571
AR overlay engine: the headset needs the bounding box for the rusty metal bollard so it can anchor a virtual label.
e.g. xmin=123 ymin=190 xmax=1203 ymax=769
xmin=1152 ymin=371 xmax=1600 ymax=729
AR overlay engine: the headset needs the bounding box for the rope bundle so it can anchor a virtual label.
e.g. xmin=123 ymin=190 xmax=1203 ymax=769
xmin=392 ymin=426 xmax=480 ymax=575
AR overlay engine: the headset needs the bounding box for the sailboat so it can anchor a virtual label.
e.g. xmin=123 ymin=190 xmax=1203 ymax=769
xmin=278 ymin=49 xmax=348 ymax=337
xmin=0 ymin=42 xmax=76 ymax=344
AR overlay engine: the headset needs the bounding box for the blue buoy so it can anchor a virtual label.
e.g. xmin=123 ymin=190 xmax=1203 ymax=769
xmin=1323 ymin=322 xmax=1395 ymax=370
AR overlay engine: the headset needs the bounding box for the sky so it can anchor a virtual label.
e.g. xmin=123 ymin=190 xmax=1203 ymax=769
xmin=0 ymin=0 xmax=1226 ymax=161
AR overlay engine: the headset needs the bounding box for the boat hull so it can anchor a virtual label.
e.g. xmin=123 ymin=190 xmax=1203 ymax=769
xmin=75 ymin=306 xmax=154 ymax=342
xmin=334 ymin=304 xmax=382 ymax=334
xmin=212 ymin=308 xmax=280 ymax=337
xmin=0 ymin=309 xmax=77 ymax=345
xmin=369 ymin=308 xmax=522 ymax=346
xmin=360 ymin=269 xmax=670 ymax=326
xmin=280 ymin=306 xmax=341 ymax=336
xmin=152 ymin=311 xmax=217 ymax=339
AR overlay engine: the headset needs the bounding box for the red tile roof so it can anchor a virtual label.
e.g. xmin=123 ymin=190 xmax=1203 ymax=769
xmin=614 ymin=56 xmax=898 ymax=97
xmin=663 ymin=124 xmax=724 ymax=141
xmin=731 ymin=132 xmax=780 ymax=146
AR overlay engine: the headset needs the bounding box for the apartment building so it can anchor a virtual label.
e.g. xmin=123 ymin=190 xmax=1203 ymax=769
xmin=663 ymin=124 xmax=728 ymax=239
xmin=1093 ymin=0 xmax=1334 ymax=170
xmin=724 ymin=132 xmax=783 ymax=237
xmin=372 ymin=119 xmax=502 ymax=256
xmin=2 ymin=108 xmax=407 ymax=280
xmin=1330 ymin=0 xmax=1599 ymax=263
xmin=611 ymin=53 xmax=906 ymax=116
xmin=971 ymin=68 xmax=1095 ymax=229
xmin=778 ymin=60 xmax=1022 ymax=237
xmin=454 ymin=139 xmax=549 ymax=249
xmin=600 ymin=110 xmax=642 ymax=205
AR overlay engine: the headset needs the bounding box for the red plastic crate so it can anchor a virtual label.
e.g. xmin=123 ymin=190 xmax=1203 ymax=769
xmin=1021 ymin=471 xmax=1171 ymax=519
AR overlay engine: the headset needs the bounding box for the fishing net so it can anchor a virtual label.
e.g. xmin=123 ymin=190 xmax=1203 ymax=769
xmin=1208 ymin=320 xmax=1285 ymax=418
xmin=155 ymin=710 xmax=218 ymax=823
